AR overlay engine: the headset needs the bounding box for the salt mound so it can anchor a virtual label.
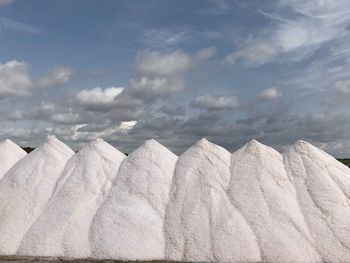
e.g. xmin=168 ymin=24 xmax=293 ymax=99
xmin=0 ymin=136 xmax=74 ymax=255
xmin=229 ymin=140 xmax=320 ymax=262
xmin=284 ymin=140 xmax=350 ymax=262
xmin=164 ymin=138 xmax=261 ymax=262
xmin=0 ymin=139 xmax=26 ymax=180
xmin=90 ymin=139 xmax=177 ymax=260
xmin=17 ymin=139 xmax=125 ymax=258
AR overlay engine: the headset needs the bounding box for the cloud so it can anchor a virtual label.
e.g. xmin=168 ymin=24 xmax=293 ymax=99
xmin=0 ymin=0 xmax=13 ymax=7
xmin=191 ymin=94 xmax=239 ymax=111
xmin=225 ymin=0 xmax=350 ymax=66
xmin=0 ymin=17 xmax=42 ymax=34
xmin=36 ymin=66 xmax=75 ymax=89
xmin=159 ymin=101 xmax=186 ymax=116
xmin=0 ymin=60 xmax=32 ymax=98
xmin=76 ymin=87 xmax=124 ymax=111
xmin=195 ymin=47 xmax=217 ymax=60
xmin=259 ymin=88 xmax=283 ymax=100
xmin=135 ymin=50 xmax=192 ymax=76
xmin=141 ymin=28 xmax=190 ymax=48
xmin=334 ymin=80 xmax=350 ymax=94
xmin=224 ymin=39 xmax=279 ymax=66
xmin=0 ymin=61 xmax=76 ymax=99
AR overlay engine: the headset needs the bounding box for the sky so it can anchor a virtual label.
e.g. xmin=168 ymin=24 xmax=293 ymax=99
xmin=1 ymin=0 xmax=350 ymax=156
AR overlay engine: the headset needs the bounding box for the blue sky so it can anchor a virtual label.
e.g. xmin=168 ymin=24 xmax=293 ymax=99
xmin=1 ymin=0 xmax=350 ymax=156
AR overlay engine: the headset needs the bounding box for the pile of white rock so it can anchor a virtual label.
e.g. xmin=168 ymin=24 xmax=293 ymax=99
xmin=0 ymin=136 xmax=349 ymax=262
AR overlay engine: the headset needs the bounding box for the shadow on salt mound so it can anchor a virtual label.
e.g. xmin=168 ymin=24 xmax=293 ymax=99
xmin=0 ymin=139 xmax=26 ymax=181
xmin=229 ymin=139 xmax=320 ymax=262
xmin=17 ymin=138 xmax=125 ymax=259
xmin=165 ymin=138 xmax=261 ymax=262
xmin=90 ymin=139 xmax=177 ymax=260
xmin=0 ymin=136 xmax=74 ymax=255
xmin=284 ymin=140 xmax=350 ymax=262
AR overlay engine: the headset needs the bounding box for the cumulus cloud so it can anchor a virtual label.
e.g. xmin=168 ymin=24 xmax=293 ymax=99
xmin=36 ymin=66 xmax=75 ymax=88
xmin=76 ymin=87 xmax=124 ymax=111
xmin=135 ymin=50 xmax=192 ymax=76
xmin=259 ymin=88 xmax=283 ymax=100
xmin=191 ymin=94 xmax=239 ymax=111
xmin=334 ymin=80 xmax=350 ymax=94
xmin=0 ymin=60 xmax=76 ymax=99
xmin=0 ymin=60 xmax=32 ymax=98
xmin=195 ymin=47 xmax=217 ymax=60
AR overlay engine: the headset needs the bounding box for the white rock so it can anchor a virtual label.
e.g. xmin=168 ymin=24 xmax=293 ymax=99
xmin=229 ymin=139 xmax=320 ymax=262
xmin=284 ymin=140 xmax=350 ymax=262
xmin=0 ymin=139 xmax=26 ymax=180
xmin=90 ymin=139 xmax=177 ymax=260
xmin=165 ymin=138 xmax=261 ymax=262
xmin=17 ymin=138 xmax=125 ymax=259
xmin=0 ymin=136 xmax=74 ymax=255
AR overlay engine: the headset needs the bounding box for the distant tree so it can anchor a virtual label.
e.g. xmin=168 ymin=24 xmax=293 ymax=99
xmin=21 ymin=147 xmax=35 ymax=153
xmin=337 ymin=159 xmax=350 ymax=168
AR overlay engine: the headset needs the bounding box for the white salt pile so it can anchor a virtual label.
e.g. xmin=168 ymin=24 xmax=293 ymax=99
xmin=164 ymin=139 xmax=261 ymax=262
xmin=0 ymin=139 xmax=26 ymax=180
xmin=18 ymin=139 xmax=125 ymax=259
xmin=284 ymin=140 xmax=350 ymax=262
xmin=0 ymin=136 xmax=74 ymax=255
xmin=90 ymin=139 xmax=177 ymax=260
xmin=0 ymin=136 xmax=350 ymax=262
xmin=229 ymin=140 xmax=320 ymax=262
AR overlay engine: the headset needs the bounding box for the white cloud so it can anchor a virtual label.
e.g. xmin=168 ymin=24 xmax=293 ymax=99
xmin=0 ymin=17 xmax=42 ymax=34
xmin=259 ymin=88 xmax=283 ymax=100
xmin=191 ymin=94 xmax=239 ymax=111
xmin=225 ymin=0 xmax=350 ymax=66
xmin=0 ymin=0 xmax=13 ymax=7
xmin=135 ymin=50 xmax=192 ymax=76
xmin=334 ymin=80 xmax=350 ymax=94
xmin=0 ymin=60 xmax=32 ymax=97
xmin=119 ymin=120 xmax=137 ymax=131
xmin=76 ymin=87 xmax=124 ymax=110
xmin=36 ymin=66 xmax=75 ymax=88
xmin=224 ymin=39 xmax=279 ymax=66
xmin=141 ymin=28 xmax=190 ymax=48
xmin=129 ymin=77 xmax=184 ymax=99
xmin=195 ymin=47 xmax=217 ymax=60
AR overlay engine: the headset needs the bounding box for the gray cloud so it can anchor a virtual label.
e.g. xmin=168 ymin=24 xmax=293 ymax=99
xmin=191 ymin=94 xmax=239 ymax=111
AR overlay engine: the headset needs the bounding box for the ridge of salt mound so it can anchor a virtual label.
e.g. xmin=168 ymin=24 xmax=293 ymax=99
xmin=0 ymin=139 xmax=26 ymax=180
xmin=17 ymin=138 xmax=125 ymax=259
xmin=0 ymin=136 xmax=74 ymax=255
xmin=90 ymin=139 xmax=177 ymax=260
xmin=229 ymin=139 xmax=320 ymax=262
xmin=284 ymin=140 xmax=350 ymax=262
xmin=164 ymin=138 xmax=261 ymax=262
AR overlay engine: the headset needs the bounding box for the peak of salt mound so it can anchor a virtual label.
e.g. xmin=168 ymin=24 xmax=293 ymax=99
xmin=0 ymin=139 xmax=26 ymax=180
xmin=90 ymin=139 xmax=177 ymax=260
xmin=229 ymin=141 xmax=320 ymax=262
xmin=0 ymin=137 xmax=74 ymax=255
xmin=284 ymin=141 xmax=350 ymax=262
xmin=18 ymin=139 xmax=125 ymax=259
xmin=165 ymin=140 xmax=261 ymax=262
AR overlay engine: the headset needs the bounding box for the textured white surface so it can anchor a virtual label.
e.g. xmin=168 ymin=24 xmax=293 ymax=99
xmin=284 ymin=140 xmax=350 ymax=262
xmin=0 ymin=139 xmax=26 ymax=180
xmin=90 ymin=139 xmax=177 ymax=260
xmin=229 ymin=140 xmax=320 ymax=262
xmin=18 ymin=139 xmax=125 ymax=258
xmin=0 ymin=137 xmax=349 ymax=262
xmin=0 ymin=136 xmax=74 ymax=255
xmin=165 ymin=139 xmax=261 ymax=262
